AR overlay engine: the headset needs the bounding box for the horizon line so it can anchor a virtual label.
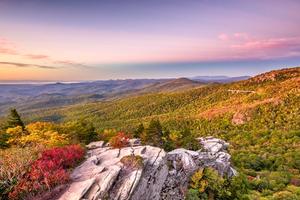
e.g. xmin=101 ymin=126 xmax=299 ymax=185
xmin=0 ymin=74 xmax=252 ymax=84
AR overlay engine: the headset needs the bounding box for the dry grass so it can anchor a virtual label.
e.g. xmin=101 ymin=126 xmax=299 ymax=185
xmin=120 ymin=155 xmax=144 ymax=170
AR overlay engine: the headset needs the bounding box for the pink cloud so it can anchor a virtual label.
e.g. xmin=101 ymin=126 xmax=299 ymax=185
xmin=218 ymin=32 xmax=250 ymax=42
xmin=218 ymin=33 xmax=229 ymax=41
xmin=0 ymin=61 xmax=57 ymax=69
xmin=0 ymin=37 xmax=18 ymax=55
xmin=215 ymin=32 xmax=300 ymax=60
xmin=218 ymin=33 xmax=300 ymax=52
xmin=231 ymin=37 xmax=300 ymax=51
xmin=233 ymin=32 xmax=249 ymax=40
xmin=0 ymin=36 xmax=89 ymax=68
xmin=0 ymin=47 xmax=17 ymax=55
xmin=54 ymin=60 xmax=91 ymax=68
xmin=0 ymin=37 xmax=14 ymax=45
xmin=25 ymin=54 xmax=50 ymax=60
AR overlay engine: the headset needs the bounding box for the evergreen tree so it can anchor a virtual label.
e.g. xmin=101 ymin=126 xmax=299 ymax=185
xmin=6 ymin=108 xmax=24 ymax=129
xmin=142 ymin=119 xmax=163 ymax=147
xmin=181 ymin=128 xmax=201 ymax=150
xmin=0 ymin=131 xmax=10 ymax=148
xmin=133 ymin=123 xmax=144 ymax=138
xmin=62 ymin=120 xmax=98 ymax=144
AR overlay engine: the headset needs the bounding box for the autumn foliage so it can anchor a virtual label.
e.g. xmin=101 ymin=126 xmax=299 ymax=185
xmin=8 ymin=145 xmax=85 ymax=199
xmin=109 ymin=132 xmax=131 ymax=149
xmin=0 ymin=146 xmax=42 ymax=198
xmin=120 ymin=155 xmax=144 ymax=169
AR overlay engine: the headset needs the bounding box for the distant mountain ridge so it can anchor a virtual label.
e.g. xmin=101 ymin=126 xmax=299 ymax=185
xmin=0 ymin=79 xmax=163 ymax=115
xmin=130 ymin=78 xmax=204 ymax=93
xmin=17 ymin=66 xmax=299 ymax=130
xmin=190 ymin=75 xmax=250 ymax=83
xmin=0 ymin=75 xmax=246 ymax=115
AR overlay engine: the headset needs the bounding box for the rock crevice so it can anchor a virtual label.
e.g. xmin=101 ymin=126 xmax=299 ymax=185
xmin=58 ymin=137 xmax=236 ymax=200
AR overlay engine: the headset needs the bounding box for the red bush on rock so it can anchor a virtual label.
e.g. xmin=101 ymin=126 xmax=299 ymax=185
xmin=9 ymin=145 xmax=85 ymax=199
xmin=290 ymin=178 xmax=300 ymax=186
xmin=109 ymin=132 xmax=131 ymax=149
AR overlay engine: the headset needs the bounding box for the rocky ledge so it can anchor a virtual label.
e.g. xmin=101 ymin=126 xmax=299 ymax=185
xmin=58 ymin=137 xmax=236 ymax=200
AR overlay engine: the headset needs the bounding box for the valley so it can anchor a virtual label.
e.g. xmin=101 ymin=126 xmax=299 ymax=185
xmin=0 ymin=76 xmax=248 ymax=116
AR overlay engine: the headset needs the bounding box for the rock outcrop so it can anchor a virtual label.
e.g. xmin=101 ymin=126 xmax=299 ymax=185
xmin=58 ymin=137 xmax=236 ymax=200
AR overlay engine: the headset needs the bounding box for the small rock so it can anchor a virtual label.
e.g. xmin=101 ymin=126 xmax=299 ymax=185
xmin=86 ymin=141 xmax=105 ymax=150
xmin=129 ymin=138 xmax=142 ymax=146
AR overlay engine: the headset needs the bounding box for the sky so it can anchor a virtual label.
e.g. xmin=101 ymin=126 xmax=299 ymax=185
xmin=0 ymin=0 xmax=300 ymax=81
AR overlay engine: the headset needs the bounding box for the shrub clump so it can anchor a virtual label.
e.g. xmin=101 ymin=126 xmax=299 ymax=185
xmin=109 ymin=132 xmax=131 ymax=149
xmin=0 ymin=146 xmax=42 ymax=198
xmin=188 ymin=167 xmax=250 ymax=200
xmin=120 ymin=155 xmax=144 ymax=170
xmin=8 ymin=144 xmax=85 ymax=200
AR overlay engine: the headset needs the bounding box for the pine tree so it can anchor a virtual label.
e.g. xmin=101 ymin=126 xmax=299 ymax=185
xmin=0 ymin=131 xmax=10 ymax=148
xmin=142 ymin=119 xmax=163 ymax=147
xmin=6 ymin=108 xmax=24 ymax=129
xmin=133 ymin=123 xmax=144 ymax=138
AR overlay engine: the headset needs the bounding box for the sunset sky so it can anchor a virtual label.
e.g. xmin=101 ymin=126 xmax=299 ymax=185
xmin=1 ymin=0 xmax=300 ymax=80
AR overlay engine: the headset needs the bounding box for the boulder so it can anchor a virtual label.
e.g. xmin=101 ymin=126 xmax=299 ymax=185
xmin=129 ymin=138 xmax=141 ymax=146
xmin=197 ymin=136 xmax=229 ymax=154
xmin=58 ymin=137 xmax=236 ymax=200
xmin=86 ymin=141 xmax=105 ymax=150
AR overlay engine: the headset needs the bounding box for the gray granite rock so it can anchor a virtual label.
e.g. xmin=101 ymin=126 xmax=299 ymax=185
xmin=58 ymin=137 xmax=236 ymax=200
xmin=86 ymin=141 xmax=105 ymax=150
xmin=59 ymin=178 xmax=95 ymax=200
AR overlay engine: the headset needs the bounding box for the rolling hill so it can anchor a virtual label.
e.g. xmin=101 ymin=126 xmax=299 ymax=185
xmin=20 ymin=67 xmax=299 ymax=134
xmin=0 ymin=79 xmax=185 ymax=115
xmin=0 ymin=75 xmax=248 ymax=116
xmin=136 ymin=78 xmax=204 ymax=93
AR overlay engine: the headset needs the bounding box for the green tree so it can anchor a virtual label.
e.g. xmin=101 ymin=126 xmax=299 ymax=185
xmin=0 ymin=122 xmax=9 ymax=148
xmin=133 ymin=123 xmax=144 ymax=138
xmin=185 ymin=189 xmax=201 ymax=200
xmin=189 ymin=168 xmax=245 ymax=199
xmin=0 ymin=131 xmax=10 ymax=148
xmin=62 ymin=120 xmax=98 ymax=144
xmin=181 ymin=128 xmax=201 ymax=150
xmin=227 ymin=173 xmax=250 ymax=200
xmin=6 ymin=108 xmax=24 ymax=129
xmin=141 ymin=119 xmax=163 ymax=147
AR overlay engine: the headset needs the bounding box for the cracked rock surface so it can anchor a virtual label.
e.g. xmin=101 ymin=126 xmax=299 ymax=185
xmin=58 ymin=137 xmax=236 ymax=200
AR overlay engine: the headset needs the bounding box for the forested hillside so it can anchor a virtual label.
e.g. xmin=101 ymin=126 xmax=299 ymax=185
xmin=0 ymin=78 xmax=207 ymax=115
xmin=0 ymin=79 xmax=163 ymax=115
xmin=1 ymin=67 xmax=299 ymax=199
xmin=0 ymin=76 xmax=248 ymax=116
xmin=27 ymin=67 xmax=299 ymax=133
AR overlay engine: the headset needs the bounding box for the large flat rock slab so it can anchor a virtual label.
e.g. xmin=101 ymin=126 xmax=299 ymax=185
xmin=59 ymin=178 xmax=95 ymax=200
xmin=58 ymin=137 xmax=236 ymax=200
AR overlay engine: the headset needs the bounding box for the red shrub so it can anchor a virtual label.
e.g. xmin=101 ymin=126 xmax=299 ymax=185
xmin=290 ymin=177 xmax=300 ymax=186
xmin=9 ymin=145 xmax=85 ymax=199
xmin=109 ymin=132 xmax=131 ymax=149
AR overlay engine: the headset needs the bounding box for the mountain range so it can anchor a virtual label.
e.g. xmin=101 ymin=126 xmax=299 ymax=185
xmin=1 ymin=67 xmax=295 ymax=133
xmin=0 ymin=76 xmax=248 ymax=116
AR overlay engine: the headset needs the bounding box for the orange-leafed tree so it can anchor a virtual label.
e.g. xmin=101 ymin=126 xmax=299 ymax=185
xmin=109 ymin=132 xmax=131 ymax=149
